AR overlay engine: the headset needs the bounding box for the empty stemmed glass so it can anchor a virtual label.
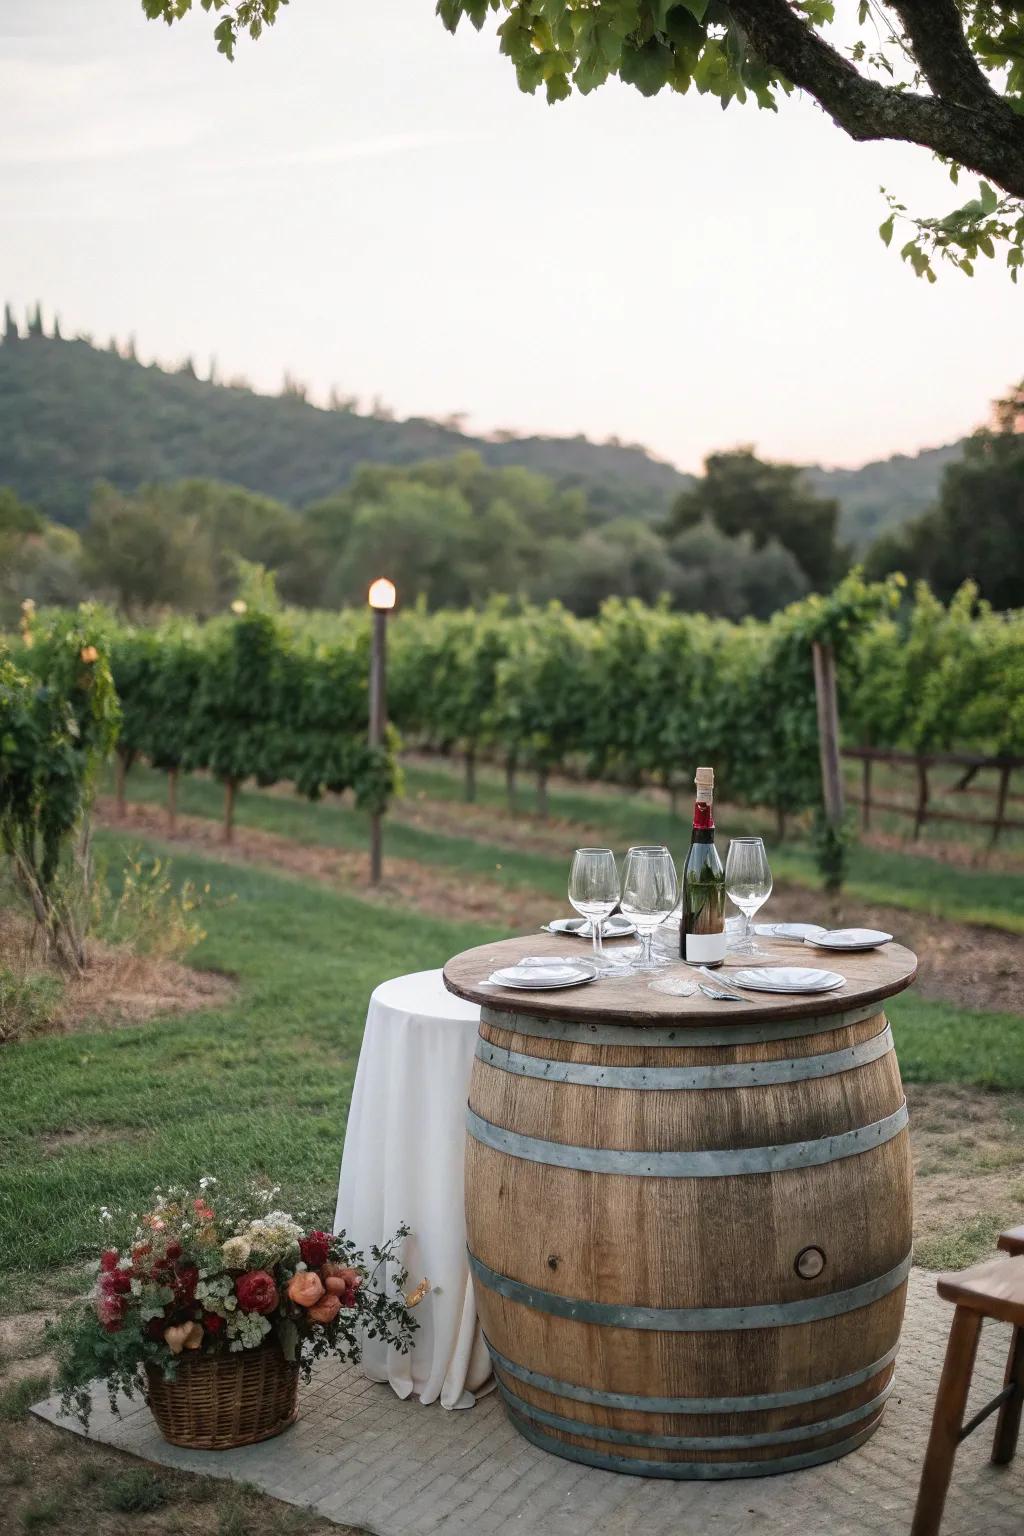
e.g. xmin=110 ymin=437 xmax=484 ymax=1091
xmin=725 ymin=836 xmax=773 ymax=955
xmin=620 ymin=846 xmax=679 ymax=973
xmin=568 ymin=848 xmax=631 ymax=976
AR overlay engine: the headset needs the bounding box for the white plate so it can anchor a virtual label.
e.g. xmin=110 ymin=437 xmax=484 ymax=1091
xmin=490 ymin=960 xmax=598 ymax=990
xmin=806 ymin=928 xmax=893 ymax=951
xmin=546 ymin=915 xmax=637 ymax=939
xmin=730 ymin=965 xmax=845 ymax=994
xmin=759 ymin=922 xmax=828 ymax=944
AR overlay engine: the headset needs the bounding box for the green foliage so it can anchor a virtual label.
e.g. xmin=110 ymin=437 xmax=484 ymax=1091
xmin=1 ymin=607 xmax=121 ymax=967
xmin=669 ymin=447 xmax=845 ymax=591
xmin=80 ymin=479 xmax=308 ymax=616
xmin=845 ymin=581 xmax=1024 ymax=757
xmin=0 ymin=966 xmax=62 ymax=1045
xmin=98 ymin=1470 xmax=167 ymax=1514
xmin=51 ymin=569 xmax=1023 ymax=892
xmin=865 ymin=387 xmax=1024 ymax=612
xmin=0 ymin=489 xmax=85 ymax=625
xmin=109 ymin=602 xmax=400 ymax=824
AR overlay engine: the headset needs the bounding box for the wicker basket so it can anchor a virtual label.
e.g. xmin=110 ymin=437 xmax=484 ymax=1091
xmin=145 ymin=1339 xmax=299 ymax=1450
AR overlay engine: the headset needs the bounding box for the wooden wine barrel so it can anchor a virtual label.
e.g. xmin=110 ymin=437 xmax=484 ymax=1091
xmin=445 ymin=936 xmax=917 ymax=1480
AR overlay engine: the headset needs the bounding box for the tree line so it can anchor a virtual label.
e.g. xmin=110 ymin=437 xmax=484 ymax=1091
xmin=4 ymin=397 xmax=1021 ymax=626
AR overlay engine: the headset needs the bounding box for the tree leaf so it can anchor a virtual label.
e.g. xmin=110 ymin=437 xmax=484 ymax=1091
xmin=878 ymin=215 xmax=895 ymax=247
xmin=620 ymin=38 xmax=674 ymax=96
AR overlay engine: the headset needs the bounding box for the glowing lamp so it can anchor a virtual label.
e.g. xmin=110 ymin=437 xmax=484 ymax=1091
xmin=368 ymin=578 xmax=396 ymax=611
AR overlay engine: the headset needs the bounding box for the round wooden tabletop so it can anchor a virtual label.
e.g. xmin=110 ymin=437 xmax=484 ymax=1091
xmin=443 ymin=931 xmax=917 ymax=1027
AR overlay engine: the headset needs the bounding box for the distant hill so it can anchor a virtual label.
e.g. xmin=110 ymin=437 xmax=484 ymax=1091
xmin=0 ymin=337 xmax=691 ymax=528
xmin=805 ymin=443 xmax=967 ymax=551
xmin=0 ymin=332 xmax=966 ymax=539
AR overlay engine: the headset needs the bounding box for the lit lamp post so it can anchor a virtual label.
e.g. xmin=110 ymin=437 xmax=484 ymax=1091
xmin=367 ymin=577 xmax=396 ymax=884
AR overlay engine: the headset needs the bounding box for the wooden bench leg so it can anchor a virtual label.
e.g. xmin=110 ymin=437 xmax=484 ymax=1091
xmin=992 ymin=1325 xmax=1024 ymax=1466
xmin=912 ymin=1307 xmax=983 ymax=1536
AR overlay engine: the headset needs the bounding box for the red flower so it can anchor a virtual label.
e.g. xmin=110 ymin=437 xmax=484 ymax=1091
xmin=97 ymin=1294 xmax=125 ymax=1331
xmin=100 ymin=1250 xmax=119 ymax=1273
xmin=299 ymin=1231 xmax=332 ymax=1270
xmin=173 ymin=1265 xmax=199 ymax=1302
xmin=202 ymin=1312 xmax=225 ymax=1335
xmin=101 ymin=1269 xmax=132 ymax=1296
xmin=165 ymin=1242 xmax=182 ymax=1262
xmin=235 ymin=1270 xmax=279 ymax=1315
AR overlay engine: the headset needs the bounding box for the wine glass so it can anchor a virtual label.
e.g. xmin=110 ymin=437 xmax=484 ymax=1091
xmin=620 ymin=846 xmax=678 ymax=972
xmin=568 ymin=848 xmax=631 ymax=976
xmin=725 ymin=837 xmax=773 ymax=955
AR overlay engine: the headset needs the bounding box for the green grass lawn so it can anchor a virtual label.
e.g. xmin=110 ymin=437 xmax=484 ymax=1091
xmin=2 ymin=819 xmax=1023 ymax=1305
xmin=0 ymin=831 xmax=499 ymax=1300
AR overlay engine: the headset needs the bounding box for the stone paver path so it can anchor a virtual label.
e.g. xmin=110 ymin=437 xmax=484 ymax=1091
xmin=32 ymin=1270 xmax=1021 ymax=1536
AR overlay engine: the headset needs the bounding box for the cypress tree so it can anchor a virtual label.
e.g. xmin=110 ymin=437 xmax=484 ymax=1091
xmin=3 ymin=303 xmax=19 ymax=342
xmin=27 ymin=301 xmax=44 ymax=338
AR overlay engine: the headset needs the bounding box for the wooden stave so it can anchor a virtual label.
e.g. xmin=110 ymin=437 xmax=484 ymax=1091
xmin=464 ymin=1001 xmax=913 ymax=1471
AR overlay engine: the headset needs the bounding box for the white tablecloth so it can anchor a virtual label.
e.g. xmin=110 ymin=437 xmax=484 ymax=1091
xmin=334 ymin=968 xmax=492 ymax=1410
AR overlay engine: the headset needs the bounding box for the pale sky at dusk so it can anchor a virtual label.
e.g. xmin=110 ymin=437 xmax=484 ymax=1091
xmin=1 ymin=0 xmax=1020 ymax=473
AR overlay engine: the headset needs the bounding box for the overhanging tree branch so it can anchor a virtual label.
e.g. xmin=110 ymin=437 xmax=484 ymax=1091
xmin=726 ymin=0 xmax=1024 ymax=197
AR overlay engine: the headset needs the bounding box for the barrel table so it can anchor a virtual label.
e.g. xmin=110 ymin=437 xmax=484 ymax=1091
xmin=443 ymin=933 xmax=917 ymax=1480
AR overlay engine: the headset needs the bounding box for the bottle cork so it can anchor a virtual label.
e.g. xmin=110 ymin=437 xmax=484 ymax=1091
xmin=695 ymin=766 xmax=714 ymax=796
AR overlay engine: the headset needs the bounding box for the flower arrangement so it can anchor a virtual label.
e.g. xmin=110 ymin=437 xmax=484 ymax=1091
xmin=55 ymin=1178 xmax=419 ymax=1431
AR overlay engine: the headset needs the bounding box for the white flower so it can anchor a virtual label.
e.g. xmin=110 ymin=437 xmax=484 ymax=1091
xmin=222 ymin=1236 xmax=252 ymax=1268
xmin=227 ymin=1310 xmax=271 ymax=1350
xmin=199 ymin=1176 xmax=217 ymax=1190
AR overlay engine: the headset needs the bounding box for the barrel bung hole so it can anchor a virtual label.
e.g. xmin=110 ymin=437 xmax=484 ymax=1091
xmin=795 ymin=1246 xmax=826 ymax=1280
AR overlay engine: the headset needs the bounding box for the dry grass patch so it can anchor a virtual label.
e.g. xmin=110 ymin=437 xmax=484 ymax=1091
xmin=909 ymin=1083 xmax=1024 ymax=1267
xmin=0 ymin=906 xmax=234 ymax=1044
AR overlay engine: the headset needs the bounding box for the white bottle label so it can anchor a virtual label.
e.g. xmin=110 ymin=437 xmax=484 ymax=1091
xmin=685 ymin=929 xmax=727 ymax=964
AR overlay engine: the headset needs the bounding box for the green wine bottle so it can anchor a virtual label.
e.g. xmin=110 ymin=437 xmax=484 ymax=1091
xmin=681 ymin=765 xmax=726 ymax=967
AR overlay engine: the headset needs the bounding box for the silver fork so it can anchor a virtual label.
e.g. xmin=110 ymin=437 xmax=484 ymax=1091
xmin=694 ymin=967 xmax=745 ymax=1001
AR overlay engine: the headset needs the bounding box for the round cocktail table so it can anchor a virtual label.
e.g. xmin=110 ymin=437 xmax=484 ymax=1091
xmin=444 ymin=933 xmax=918 ymax=1479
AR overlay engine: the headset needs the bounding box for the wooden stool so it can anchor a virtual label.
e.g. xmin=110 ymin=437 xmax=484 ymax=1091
xmin=911 ymin=1255 xmax=1024 ymax=1536
xmin=998 ymin=1225 xmax=1024 ymax=1258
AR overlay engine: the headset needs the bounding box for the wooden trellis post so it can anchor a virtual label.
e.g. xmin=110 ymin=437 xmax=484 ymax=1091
xmin=811 ymin=640 xmax=844 ymax=831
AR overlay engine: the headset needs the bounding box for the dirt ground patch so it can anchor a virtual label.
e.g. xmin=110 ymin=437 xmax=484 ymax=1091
xmin=908 ymin=1083 xmax=1024 ymax=1266
xmin=762 ymin=886 xmax=1021 ymax=1016
xmin=96 ymin=798 xmax=551 ymax=932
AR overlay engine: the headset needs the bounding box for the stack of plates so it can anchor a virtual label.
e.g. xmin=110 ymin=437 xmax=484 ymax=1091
xmin=488 ymin=956 xmax=598 ymax=991
xmin=730 ymin=965 xmax=845 ymax=994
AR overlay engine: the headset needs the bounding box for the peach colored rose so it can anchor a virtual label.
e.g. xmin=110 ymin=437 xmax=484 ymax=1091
xmin=307 ymin=1293 xmax=341 ymax=1325
xmin=80 ymin=645 xmax=99 ymax=664
xmin=165 ymin=1321 xmax=203 ymax=1354
xmin=287 ymin=1271 xmax=324 ymax=1308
